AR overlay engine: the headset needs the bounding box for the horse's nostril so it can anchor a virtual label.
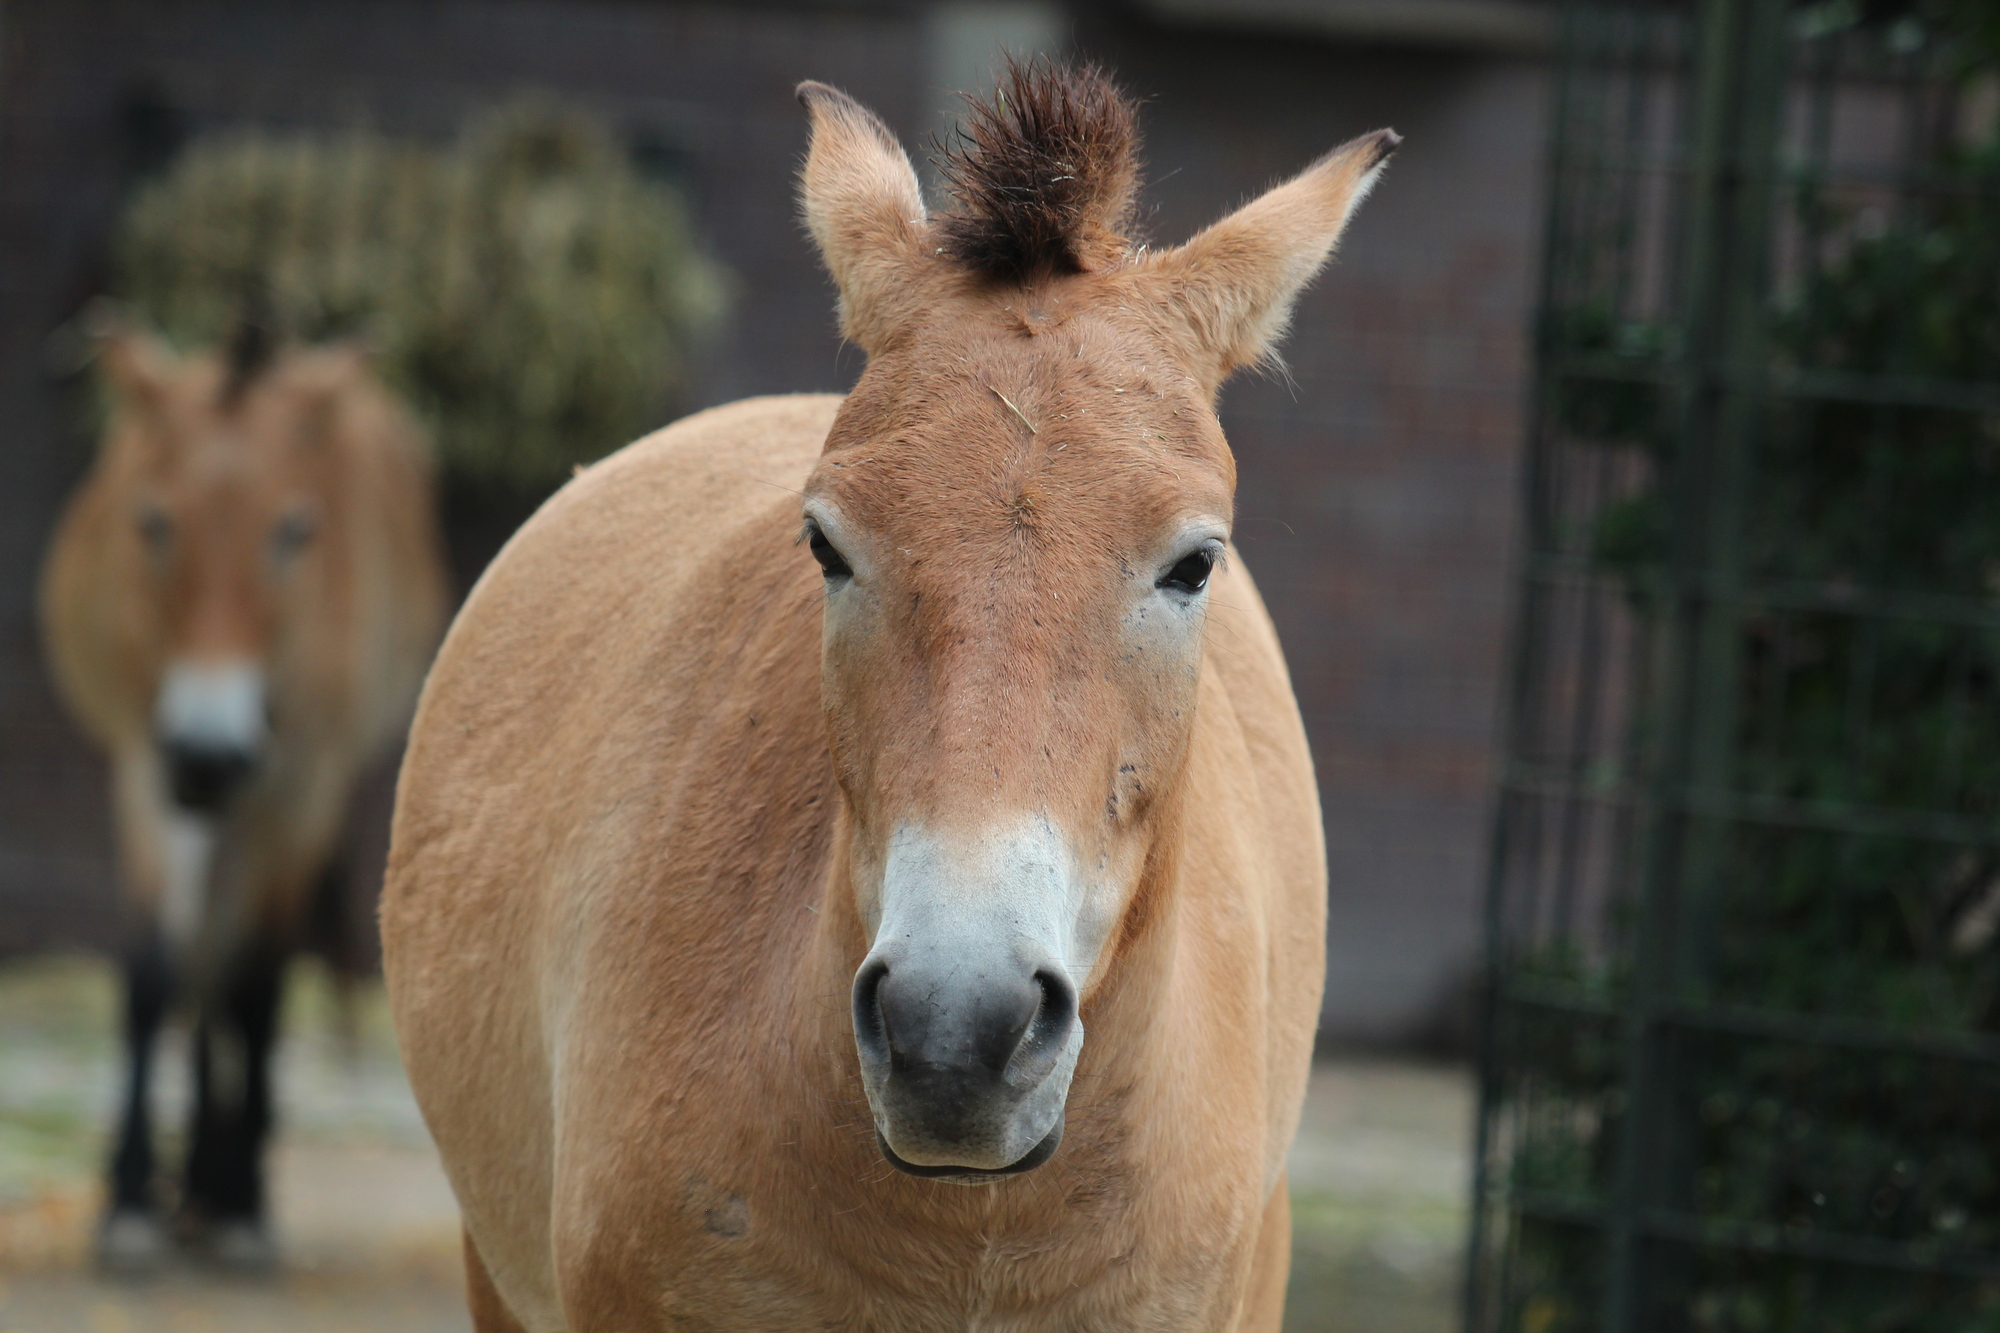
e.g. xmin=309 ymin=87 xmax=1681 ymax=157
xmin=1026 ymin=969 xmax=1078 ymax=1060
xmin=851 ymin=958 xmax=891 ymax=1066
xmin=163 ymin=741 xmax=256 ymax=813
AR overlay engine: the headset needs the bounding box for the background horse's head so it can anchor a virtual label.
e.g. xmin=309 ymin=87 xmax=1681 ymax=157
xmin=87 ymin=315 xmax=372 ymax=814
xmin=796 ymin=63 xmax=1394 ymax=1180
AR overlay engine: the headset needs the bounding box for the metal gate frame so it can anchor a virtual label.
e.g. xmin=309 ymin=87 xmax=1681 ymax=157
xmin=1467 ymin=2 xmax=2000 ymax=1329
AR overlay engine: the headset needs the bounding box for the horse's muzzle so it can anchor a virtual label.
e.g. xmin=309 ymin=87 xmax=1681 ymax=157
xmin=162 ymin=739 xmax=257 ymax=813
xmin=852 ymin=950 xmax=1079 ymax=1182
xmin=155 ymin=660 xmax=268 ymax=814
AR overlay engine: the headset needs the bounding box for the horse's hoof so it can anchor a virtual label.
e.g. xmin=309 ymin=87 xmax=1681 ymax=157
xmin=203 ymin=1219 xmax=279 ymax=1276
xmin=96 ymin=1209 xmax=168 ymax=1276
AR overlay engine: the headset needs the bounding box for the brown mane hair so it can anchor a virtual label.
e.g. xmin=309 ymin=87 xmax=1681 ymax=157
xmin=935 ymin=59 xmax=1140 ymax=281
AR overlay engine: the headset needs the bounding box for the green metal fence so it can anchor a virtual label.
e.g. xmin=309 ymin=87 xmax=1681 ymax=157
xmin=1467 ymin=2 xmax=2000 ymax=1330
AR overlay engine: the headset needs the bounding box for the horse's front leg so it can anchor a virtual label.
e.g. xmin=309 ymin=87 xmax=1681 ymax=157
xmin=182 ymin=944 xmax=284 ymax=1271
xmin=1234 ymin=1177 xmax=1294 ymax=1333
xmin=99 ymin=933 xmax=172 ymax=1272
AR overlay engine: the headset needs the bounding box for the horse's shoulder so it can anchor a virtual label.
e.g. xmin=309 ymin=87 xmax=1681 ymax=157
xmin=471 ymin=393 xmax=836 ymax=593
xmin=395 ymin=395 xmax=838 ymax=841
xmin=385 ymin=392 xmax=840 ymax=1079
xmin=439 ymin=390 xmax=833 ymax=631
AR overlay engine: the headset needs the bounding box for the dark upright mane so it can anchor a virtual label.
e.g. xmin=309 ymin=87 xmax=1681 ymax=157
xmin=936 ymin=60 xmax=1141 ymax=282
xmin=220 ymin=295 xmax=278 ymax=406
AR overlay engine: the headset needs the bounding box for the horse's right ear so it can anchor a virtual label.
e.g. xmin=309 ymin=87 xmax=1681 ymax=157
xmin=88 ymin=304 xmax=179 ymax=404
xmin=1142 ymin=129 xmax=1399 ymax=392
xmin=797 ymin=82 xmax=928 ymax=355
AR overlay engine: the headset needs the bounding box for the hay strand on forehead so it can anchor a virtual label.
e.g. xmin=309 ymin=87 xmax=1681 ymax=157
xmin=936 ymin=59 xmax=1141 ymax=282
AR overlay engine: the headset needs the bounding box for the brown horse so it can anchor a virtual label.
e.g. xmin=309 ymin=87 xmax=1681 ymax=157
xmin=40 ymin=315 xmax=449 ymax=1269
xmin=384 ymin=64 xmax=1393 ymax=1330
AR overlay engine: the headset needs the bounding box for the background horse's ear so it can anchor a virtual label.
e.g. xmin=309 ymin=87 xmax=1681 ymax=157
xmin=88 ymin=303 xmax=181 ymax=405
xmin=1144 ymin=129 xmax=1400 ymax=391
xmin=289 ymin=341 xmax=375 ymax=393
xmin=796 ymin=81 xmax=928 ymax=356
xmin=277 ymin=342 xmax=378 ymax=452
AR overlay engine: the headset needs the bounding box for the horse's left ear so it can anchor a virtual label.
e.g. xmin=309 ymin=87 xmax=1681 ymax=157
xmin=796 ymin=81 xmax=929 ymax=355
xmin=1144 ymin=129 xmax=1399 ymax=390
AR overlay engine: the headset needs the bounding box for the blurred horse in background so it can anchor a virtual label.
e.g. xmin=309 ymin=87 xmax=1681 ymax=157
xmin=40 ymin=313 xmax=449 ymax=1271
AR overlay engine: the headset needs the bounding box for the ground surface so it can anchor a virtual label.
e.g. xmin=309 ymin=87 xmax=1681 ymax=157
xmin=0 ymin=955 xmax=1471 ymax=1332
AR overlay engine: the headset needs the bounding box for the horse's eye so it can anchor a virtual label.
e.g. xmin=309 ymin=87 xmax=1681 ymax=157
xmin=271 ymin=508 xmax=318 ymax=561
xmin=807 ymin=524 xmax=852 ymax=580
xmin=1160 ymin=547 xmax=1216 ymax=594
xmin=137 ymin=504 xmax=172 ymax=553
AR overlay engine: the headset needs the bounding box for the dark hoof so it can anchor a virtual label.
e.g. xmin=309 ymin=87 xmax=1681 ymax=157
xmin=205 ymin=1219 xmax=279 ymax=1275
xmin=179 ymin=1216 xmax=280 ymax=1276
xmin=96 ymin=1209 xmax=168 ymax=1276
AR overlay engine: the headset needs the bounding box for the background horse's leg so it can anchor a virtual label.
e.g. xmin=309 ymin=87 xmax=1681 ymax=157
xmin=182 ymin=945 xmax=284 ymax=1271
xmin=99 ymin=935 xmax=171 ymax=1271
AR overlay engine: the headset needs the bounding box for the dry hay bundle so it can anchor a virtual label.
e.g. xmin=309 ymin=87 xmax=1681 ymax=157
xmin=113 ymin=99 xmax=726 ymax=487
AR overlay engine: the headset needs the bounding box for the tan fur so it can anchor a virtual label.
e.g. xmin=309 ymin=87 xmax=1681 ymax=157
xmin=385 ymin=74 xmax=1394 ymax=1331
xmin=1145 ymin=129 xmax=1399 ymax=387
xmin=468 ymin=1227 xmax=534 ymax=1333
xmin=41 ymin=325 xmax=448 ymax=965
xmin=798 ymin=83 xmax=929 ymax=356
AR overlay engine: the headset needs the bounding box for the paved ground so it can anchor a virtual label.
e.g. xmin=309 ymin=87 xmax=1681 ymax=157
xmin=0 ymin=955 xmax=1472 ymax=1332
xmin=0 ymin=956 xmax=468 ymax=1333
xmin=1283 ymin=1060 xmax=1472 ymax=1333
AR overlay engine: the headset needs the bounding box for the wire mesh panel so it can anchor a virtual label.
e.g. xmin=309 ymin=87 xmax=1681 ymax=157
xmin=1469 ymin=2 xmax=2000 ymax=1330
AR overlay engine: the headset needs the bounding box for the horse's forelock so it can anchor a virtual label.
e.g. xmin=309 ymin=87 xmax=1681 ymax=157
xmin=935 ymin=60 xmax=1141 ymax=283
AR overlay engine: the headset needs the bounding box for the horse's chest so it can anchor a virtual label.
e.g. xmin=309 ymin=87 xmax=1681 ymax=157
xmin=658 ymin=1264 xmax=1231 ymax=1333
xmin=637 ymin=1196 xmax=1245 ymax=1333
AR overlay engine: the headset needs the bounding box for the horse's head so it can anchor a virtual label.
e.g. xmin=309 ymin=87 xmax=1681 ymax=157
xmin=93 ymin=317 xmax=366 ymax=815
xmin=796 ymin=64 xmax=1394 ymax=1181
